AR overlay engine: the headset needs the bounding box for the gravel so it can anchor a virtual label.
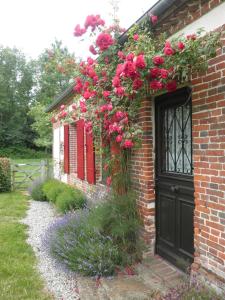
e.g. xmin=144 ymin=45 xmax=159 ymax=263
xmin=21 ymin=200 xmax=80 ymax=300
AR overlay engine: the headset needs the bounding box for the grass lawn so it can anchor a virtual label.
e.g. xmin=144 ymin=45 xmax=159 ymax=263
xmin=0 ymin=192 xmax=52 ymax=300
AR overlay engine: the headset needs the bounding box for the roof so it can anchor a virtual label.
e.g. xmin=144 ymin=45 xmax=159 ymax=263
xmin=46 ymin=0 xmax=188 ymax=113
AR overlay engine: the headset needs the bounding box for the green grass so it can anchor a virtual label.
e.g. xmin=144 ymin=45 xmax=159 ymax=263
xmin=0 ymin=192 xmax=52 ymax=300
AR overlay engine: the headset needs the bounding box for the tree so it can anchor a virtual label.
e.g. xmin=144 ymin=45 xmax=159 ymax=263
xmin=29 ymin=40 xmax=77 ymax=149
xmin=0 ymin=46 xmax=36 ymax=148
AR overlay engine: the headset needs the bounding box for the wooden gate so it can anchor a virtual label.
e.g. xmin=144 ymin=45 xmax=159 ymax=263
xmin=12 ymin=160 xmax=51 ymax=190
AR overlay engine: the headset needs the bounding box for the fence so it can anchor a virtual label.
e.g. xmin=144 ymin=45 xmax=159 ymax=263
xmin=11 ymin=160 xmax=52 ymax=191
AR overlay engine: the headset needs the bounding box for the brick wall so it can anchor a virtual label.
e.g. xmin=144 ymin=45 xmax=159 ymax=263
xmin=130 ymin=98 xmax=155 ymax=250
xmin=154 ymin=0 xmax=222 ymax=37
xmin=191 ymin=26 xmax=225 ymax=289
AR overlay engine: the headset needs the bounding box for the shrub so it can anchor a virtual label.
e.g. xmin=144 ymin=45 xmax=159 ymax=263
xmin=46 ymin=210 xmax=119 ymax=276
xmin=56 ymin=188 xmax=85 ymax=213
xmin=28 ymin=177 xmax=47 ymax=201
xmin=88 ymin=191 xmax=144 ymax=266
xmin=0 ymin=157 xmax=11 ymax=192
xmin=42 ymin=179 xmax=65 ymax=203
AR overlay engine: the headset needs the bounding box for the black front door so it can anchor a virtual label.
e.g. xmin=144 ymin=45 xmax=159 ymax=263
xmin=155 ymin=87 xmax=194 ymax=271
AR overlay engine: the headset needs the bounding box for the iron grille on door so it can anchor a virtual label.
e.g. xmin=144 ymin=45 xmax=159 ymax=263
xmin=162 ymin=95 xmax=192 ymax=175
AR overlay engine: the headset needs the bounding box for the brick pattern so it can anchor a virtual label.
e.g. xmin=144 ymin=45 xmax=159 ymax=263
xmin=154 ymin=0 xmax=222 ymax=37
xmin=191 ymin=27 xmax=225 ymax=286
xmin=130 ymin=98 xmax=155 ymax=250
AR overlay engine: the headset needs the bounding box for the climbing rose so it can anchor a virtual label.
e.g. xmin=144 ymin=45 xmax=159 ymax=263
xmin=83 ymin=90 xmax=92 ymax=100
xmin=74 ymin=77 xmax=83 ymax=93
xmin=150 ymin=15 xmax=158 ymax=25
xmin=153 ymin=55 xmax=164 ymax=65
xmin=164 ymin=41 xmax=174 ymax=56
xmin=118 ymin=51 xmax=126 ymax=60
xmin=133 ymin=34 xmax=139 ymax=41
xmin=115 ymin=86 xmax=125 ymax=97
xmin=73 ymin=24 xmax=86 ymax=37
xmin=85 ymin=121 xmax=92 ymax=133
xmin=103 ymin=90 xmax=111 ymax=100
xmin=133 ymin=78 xmax=143 ymax=90
xmin=150 ymin=67 xmax=160 ymax=78
xmin=84 ymin=15 xmax=105 ymax=31
xmin=177 ymin=41 xmax=185 ymax=50
xmin=80 ymin=101 xmax=87 ymax=113
xmin=59 ymin=111 xmax=67 ymax=118
xmin=134 ymin=54 xmax=146 ymax=69
xmin=150 ymin=80 xmax=163 ymax=90
xmin=166 ymin=80 xmax=177 ymax=92
xmin=123 ymin=140 xmax=134 ymax=148
xmin=51 ymin=116 xmax=56 ymax=123
xmin=87 ymin=57 xmax=94 ymax=65
xmin=112 ymin=76 xmax=121 ymax=87
xmin=60 ymin=105 xmax=65 ymax=110
xmin=106 ymin=176 xmax=112 ymax=186
xmin=115 ymin=111 xmax=124 ymax=120
xmin=89 ymin=45 xmax=97 ymax=55
xmin=116 ymin=135 xmax=123 ymax=143
xmin=160 ymin=68 xmax=169 ymax=79
xmin=96 ymin=32 xmax=114 ymax=51
xmin=126 ymin=53 xmax=134 ymax=61
xmin=107 ymin=103 xmax=113 ymax=111
xmin=123 ymin=61 xmax=136 ymax=78
xmin=116 ymin=63 xmax=125 ymax=76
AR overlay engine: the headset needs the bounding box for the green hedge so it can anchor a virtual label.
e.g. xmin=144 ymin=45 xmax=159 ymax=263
xmin=0 ymin=157 xmax=11 ymax=192
xmin=42 ymin=179 xmax=86 ymax=213
xmin=0 ymin=147 xmax=50 ymax=159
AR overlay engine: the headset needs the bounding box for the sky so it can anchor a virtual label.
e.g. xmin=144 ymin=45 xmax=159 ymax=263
xmin=0 ymin=0 xmax=158 ymax=59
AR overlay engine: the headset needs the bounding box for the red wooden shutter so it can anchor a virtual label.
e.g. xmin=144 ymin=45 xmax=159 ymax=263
xmin=64 ymin=124 xmax=70 ymax=174
xmin=76 ymin=119 xmax=85 ymax=180
xmin=86 ymin=132 xmax=95 ymax=184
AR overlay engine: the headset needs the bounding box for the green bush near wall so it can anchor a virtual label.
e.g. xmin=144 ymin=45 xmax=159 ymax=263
xmin=42 ymin=179 xmax=86 ymax=213
xmin=0 ymin=157 xmax=11 ymax=192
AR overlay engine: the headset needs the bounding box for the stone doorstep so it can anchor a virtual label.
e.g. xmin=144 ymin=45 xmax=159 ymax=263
xmin=77 ymin=256 xmax=186 ymax=300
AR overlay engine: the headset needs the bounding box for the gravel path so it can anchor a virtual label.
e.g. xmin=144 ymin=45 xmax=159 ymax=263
xmin=21 ymin=200 xmax=80 ymax=300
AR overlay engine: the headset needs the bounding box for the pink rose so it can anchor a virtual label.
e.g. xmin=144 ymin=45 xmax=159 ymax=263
xmin=106 ymin=176 xmax=112 ymax=186
xmin=150 ymin=67 xmax=160 ymax=78
xmin=123 ymin=140 xmax=134 ymax=148
xmin=116 ymin=135 xmax=123 ymax=143
xmin=160 ymin=69 xmax=169 ymax=79
xmin=89 ymin=45 xmax=97 ymax=55
xmin=150 ymin=80 xmax=163 ymax=90
xmin=134 ymin=54 xmax=146 ymax=69
xmin=112 ymin=76 xmax=121 ymax=87
xmin=133 ymin=34 xmax=139 ymax=41
xmin=166 ymin=80 xmax=177 ymax=92
xmin=133 ymin=78 xmax=143 ymax=90
xmin=153 ymin=56 xmax=164 ymax=65
xmin=96 ymin=32 xmax=114 ymax=51
xmin=150 ymin=15 xmax=158 ymax=25
xmin=177 ymin=41 xmax=185 ymax=50
xmin=60 ymin=104 xmax=65 ymax=110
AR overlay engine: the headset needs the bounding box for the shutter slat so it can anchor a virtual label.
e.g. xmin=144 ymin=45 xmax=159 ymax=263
xmin=86 ymin=132 xmax=95 ymax=184
xmin=64 ymin=124 xmax=70 ymax=174
xmin=77 ymin=119 xmax=85 ymax=180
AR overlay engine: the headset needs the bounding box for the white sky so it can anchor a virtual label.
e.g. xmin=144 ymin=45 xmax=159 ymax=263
xmin=0 ymin=0 xmax=157 ymax=59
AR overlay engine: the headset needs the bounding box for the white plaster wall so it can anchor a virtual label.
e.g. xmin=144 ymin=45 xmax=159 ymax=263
xmin=170 ymin=2 xmax=225 ymax=39
xmin=53 ymin=127 xmax=61 ymax=179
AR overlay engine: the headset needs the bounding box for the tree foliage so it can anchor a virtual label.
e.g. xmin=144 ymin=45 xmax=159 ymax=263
xmin=0 ymin=46 xmax=35 ymax=148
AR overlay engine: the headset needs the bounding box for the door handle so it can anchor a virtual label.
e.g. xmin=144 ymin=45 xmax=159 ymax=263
xmin=171 ymin=185 xmax=179 ymax=192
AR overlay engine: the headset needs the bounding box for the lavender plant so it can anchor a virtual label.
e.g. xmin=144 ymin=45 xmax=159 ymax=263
xmin=44 ymin=209 xmax=119 ymax=277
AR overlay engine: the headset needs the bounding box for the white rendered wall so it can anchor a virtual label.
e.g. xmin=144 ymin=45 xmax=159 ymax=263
xmin=53 ymin=127 xmax=61 ymax=179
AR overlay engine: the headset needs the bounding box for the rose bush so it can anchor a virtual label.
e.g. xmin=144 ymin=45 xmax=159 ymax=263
xmin=52 ymin=13 xmax=220 ymax=190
